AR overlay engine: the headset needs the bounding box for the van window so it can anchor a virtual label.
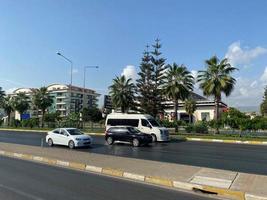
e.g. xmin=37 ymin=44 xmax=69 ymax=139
xmin=107 ymin=118 xmax=139 ymax=127
xmin=147 ymin=118 xmax=160 ymax=127
xmin=141 ymin=119 xmax=149 ymax=127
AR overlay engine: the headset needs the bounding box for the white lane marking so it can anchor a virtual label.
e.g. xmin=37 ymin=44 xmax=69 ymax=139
xmin=0 ymin=183 xmax=44 ymax=200
xmin=123 ymin=172 xmax=145 ymax=181
xmin=56 ymin=160 xmax=69 ymax=167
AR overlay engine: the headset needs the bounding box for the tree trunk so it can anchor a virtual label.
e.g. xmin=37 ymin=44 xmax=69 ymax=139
xmin=215 ymin=96 xmax=220 ymax=134
xmin=7 ymin=112 xmax=11 ymax=126
xmin=42 ymin=110 xmax=45 ymax=128
xmin=174 ymin=99 xmax=178 ymax=133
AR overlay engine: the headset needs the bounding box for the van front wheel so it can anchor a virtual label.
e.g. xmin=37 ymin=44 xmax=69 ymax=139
xmin=151 ymin=134 xmax=157 ymax=142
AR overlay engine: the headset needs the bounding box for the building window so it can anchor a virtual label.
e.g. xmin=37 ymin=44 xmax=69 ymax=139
xmin=201 ymin=112 xmax=210 ymax=121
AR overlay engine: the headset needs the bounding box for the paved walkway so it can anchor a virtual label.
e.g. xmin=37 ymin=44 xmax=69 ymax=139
xmin=0 ymin=142 xmax=266 ymax=200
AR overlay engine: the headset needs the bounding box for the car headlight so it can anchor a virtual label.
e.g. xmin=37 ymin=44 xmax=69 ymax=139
xmin=75 ymin=138 xmax=82 ymax=141
xmin=160 ymin=130 xmax=164 ymax=135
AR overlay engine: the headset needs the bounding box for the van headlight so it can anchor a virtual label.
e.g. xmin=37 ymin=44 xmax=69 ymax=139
xmin=160 ymin=130 xmax=164 ymax=135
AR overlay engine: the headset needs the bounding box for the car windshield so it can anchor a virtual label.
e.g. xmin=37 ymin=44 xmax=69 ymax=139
xmin=127 ymin=127 xmax=141 ymax=134
xmin=67 ymin=129 xmax=83 ymax=135
xmin=147 ymin=118 xmax=161 ymax=127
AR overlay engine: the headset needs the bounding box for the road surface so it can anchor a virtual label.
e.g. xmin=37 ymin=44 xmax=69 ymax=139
xmin=0 ymin=156 xmax=216 ymax=200
xmin=1 ymin=130 xmax=267 ymax=175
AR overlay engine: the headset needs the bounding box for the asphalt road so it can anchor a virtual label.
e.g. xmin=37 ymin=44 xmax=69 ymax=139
xmin=0 ymin=156 xmax=215 ymax=200
xmin=1 ymin=130 xmax=267 ymax=175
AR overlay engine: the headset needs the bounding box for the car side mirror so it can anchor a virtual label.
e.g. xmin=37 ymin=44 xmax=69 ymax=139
xmin=147 ymin=124 xmax=152 ymax=129
xmin=64 ymin=133 xmax=69 ymax=137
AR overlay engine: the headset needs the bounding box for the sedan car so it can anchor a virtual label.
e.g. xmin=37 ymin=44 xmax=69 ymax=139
xmin=46 ymin=128 xmax=92 ymax=149
xmin=105 ymin=126 xmax=153 ymax=147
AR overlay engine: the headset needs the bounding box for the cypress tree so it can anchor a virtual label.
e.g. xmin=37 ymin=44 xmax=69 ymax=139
xmin=150 ymin=38 xmax=168 ymax=117
xmin=260 ymin=86 xmax=267 ymax=116
xmin=136 ymin=46 xmax=154 ymax=114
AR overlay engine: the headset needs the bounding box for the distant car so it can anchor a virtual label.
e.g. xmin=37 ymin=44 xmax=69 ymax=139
xmin=46 ymin=128 xmax=92 ymax=149
xmin=105 ymin=126 xmax=153 ymax=147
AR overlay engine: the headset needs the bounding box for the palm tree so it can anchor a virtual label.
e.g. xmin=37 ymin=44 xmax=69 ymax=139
xmin=12 ymin=92 xmax=30 ymax=120
xmin=33 ymin=87 xmax=53 ymax=128
xmin=164 ymin=63 xmax=194 ymax=132
xmin=0 ymin=87 xmax=5 ymax=104
xmin=184 ymin=99 xmax=196 ymax=123
xmin=197 ymin=56 xmax=237 ymax=133
xmin=1 ymin=96 xmax=14 ymax=126
xmin=109 ymin=75 xmax=136 ymax=113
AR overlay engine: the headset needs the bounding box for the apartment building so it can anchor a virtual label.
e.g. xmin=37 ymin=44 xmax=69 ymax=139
xmin=11 ymin=83 xmax=100 ymax=119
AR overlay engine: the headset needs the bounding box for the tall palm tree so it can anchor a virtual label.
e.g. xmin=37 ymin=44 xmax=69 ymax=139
xmin=197 ymin=56 xmax=237 ymax=132
xmin=109 ymin=75 xmax=136 ymax=113
xmin=12 ymin=92 xmax=30 ymax=120
xmin=0 ymin=87 xmax=5 ymax=104
xmin=184 ymin=99 xmax=196 ymax=123
xmin=164 ymin=63 xmax=194 ymax=132
xmin=33 ymin=87 xmax=53 ymax=128
xmin=1 ymin=96 xmax=14 ymax=126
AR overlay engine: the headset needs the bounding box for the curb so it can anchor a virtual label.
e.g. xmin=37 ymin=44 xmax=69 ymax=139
xmin=186 ymin=138 xmax=267 ymax=146
xmin=0 ymin=128 xmax=105 ymax=136
xmin=0 ymin=149 xmax=263 ymax=200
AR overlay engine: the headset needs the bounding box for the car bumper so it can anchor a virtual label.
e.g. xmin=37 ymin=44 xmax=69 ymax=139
xmin=75 ymin=140 xmax=92 ymax=147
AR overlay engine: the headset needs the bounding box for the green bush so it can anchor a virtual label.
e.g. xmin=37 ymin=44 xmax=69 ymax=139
xmin=194 ymin=122 xmax=208 ymax=134
xmin=21 ymin=118 xmax=39 ymax=128
xmin=185 ymin=125 xmax=194 ymax=133
xmin=160 ymin=120 xmax=187 ymax=128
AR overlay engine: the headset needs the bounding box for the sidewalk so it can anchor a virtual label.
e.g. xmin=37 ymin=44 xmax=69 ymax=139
xmin=0 ymin=142 xmax=266 ymax=200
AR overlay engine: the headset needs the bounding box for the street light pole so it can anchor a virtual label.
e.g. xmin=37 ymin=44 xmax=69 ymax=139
xmin=56 ymin=52 xmax=73 ymax=86
xmin=56 ymin=52 xmax=73 ymax=115
xmin=83 ymin=66 xmax=99 ymax=110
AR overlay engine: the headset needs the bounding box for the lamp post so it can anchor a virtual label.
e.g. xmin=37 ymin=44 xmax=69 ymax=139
xmin=56 ymin=51 xmax=73 ymax=115
xmin=83 ymin=66 xmax=99 ymax=110
xmin=56 ymin=52 xmax=73 ymax=86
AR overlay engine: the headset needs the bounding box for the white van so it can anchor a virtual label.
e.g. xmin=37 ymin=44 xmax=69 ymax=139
xmin=105 ymin=113 xmax=169 ymax=142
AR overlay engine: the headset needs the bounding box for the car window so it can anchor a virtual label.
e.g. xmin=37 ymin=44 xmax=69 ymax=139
xmin=67 ymin=129 xmax=83 ymax=135
xmin=127 ymin=127 xmax=140 ymax=134
xmin=53 ymin=129 xmax=59 ymax=134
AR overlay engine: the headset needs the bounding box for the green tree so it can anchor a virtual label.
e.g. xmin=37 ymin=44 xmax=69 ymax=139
xmin=109 ymin=75 xmax=136 ymax=113
xmin=185 ymin=99 xmax=196 ymax=123
xmin=0 ymin=87 xmax=5 ymax=105
xmin=82 ymin=107 xmax=103 ymax=122
xmin=12 ymin=92 xmax=30 ymax=120
xmin=197 ymin=56 xmax=237 ymax=133
xmin=33 ymin=87 xmax=53 ymax=127
xmin=136 ymin=46 xmax=154 ymax=114
xmin=1 ymin=96 xmax=14 ymax=126
xmin=164 ymin=63 xmax=194 ymax=132
xmin=260 ymin=86 xmax=267 ymax=116
xmin=150 ymin=39 xmax=168 ymax=117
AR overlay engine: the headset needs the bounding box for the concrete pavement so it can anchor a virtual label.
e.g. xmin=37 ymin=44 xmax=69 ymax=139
xmin=0 ymin=156 xmax=216 ymax=200
xmin=0 ymin=142 xmax=267 ymax=199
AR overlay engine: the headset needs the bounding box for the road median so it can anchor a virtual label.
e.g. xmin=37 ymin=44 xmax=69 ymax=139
xmin=0 ymin=142 xmax=266 ymax=200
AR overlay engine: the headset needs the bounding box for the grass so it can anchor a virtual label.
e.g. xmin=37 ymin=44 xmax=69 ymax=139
xmin=171 ymin=133 xmax=267 ymax=141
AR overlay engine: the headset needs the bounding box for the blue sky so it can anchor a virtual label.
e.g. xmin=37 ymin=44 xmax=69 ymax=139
xmin=0 ymin=0 xmax=267 ymax=107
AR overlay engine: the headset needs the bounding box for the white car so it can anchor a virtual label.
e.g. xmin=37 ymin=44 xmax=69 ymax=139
xmin=46 ymin=128 xmax=92 ymax=149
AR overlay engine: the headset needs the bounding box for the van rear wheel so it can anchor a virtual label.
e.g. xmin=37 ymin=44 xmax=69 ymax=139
xmin=151 ymin=134 xmax=157 ymax=142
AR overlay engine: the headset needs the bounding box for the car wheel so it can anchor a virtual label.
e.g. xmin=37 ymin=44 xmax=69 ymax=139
xmin=151 ymin=134 xmax=157 ymax=142
xmin=48 ymin=138 xmax=53 ymax=147
xmin=106 ymin=137 xmax=113 ymax=145
xmin=132 ymin=138 xmax=140 ymax=147
xmin=68 ymin=140 xmax=75 ymax=149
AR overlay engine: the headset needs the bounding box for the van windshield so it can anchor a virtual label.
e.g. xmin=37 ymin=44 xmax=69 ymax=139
xmin=148 ymin=118 xmax=161 ymax=127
